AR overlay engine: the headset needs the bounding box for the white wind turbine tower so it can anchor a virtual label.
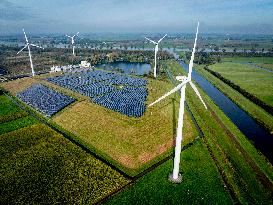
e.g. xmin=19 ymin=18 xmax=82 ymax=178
xmin=145 ymin=34 xmax=167 ymax=78
xmin=17 ymin=29 xmax=44 ymax=77
xmin=66 ymin=32 xmax=79 ymax=56
xmin=149 ymin=22 xmax=207 ymax=183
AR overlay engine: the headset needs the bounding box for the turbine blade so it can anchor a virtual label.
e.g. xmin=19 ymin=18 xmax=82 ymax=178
xmin=23 ymin=28 xmax=29 ymax=43
xmin=30 ymin=44 xmax=44 ymax=49
xmin=188 ymin=22 xmax=199 ymax=78
xmin=145 ymin=37 xmax=157 ymax=44
xmin=149 ymin=80 xmax=189 ymax=107
xmin=66 ymin=35 xmax=72 ymax=38
xmin=189 ymin=81 xmax=207 ymax=109
xmin=17 ymin=45 xmax=28 ymax=54
xmin=158 ymin=34 xmax=167 ymax=43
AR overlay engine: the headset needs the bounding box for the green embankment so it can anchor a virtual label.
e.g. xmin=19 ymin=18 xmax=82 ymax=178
xmin=194 ymin=65 xmax=273 ymax=133
xmin=0 ymin=124 xmax=130 ymax=204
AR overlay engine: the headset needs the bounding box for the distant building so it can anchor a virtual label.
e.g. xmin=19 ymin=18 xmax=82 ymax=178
xmin=80 ymin=61 xmax=91 ymax=68
xmin=50 ymin=61 xmax=91 ymax=73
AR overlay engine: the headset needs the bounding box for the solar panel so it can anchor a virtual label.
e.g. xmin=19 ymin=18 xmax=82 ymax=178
xmin=16 ymin=84 xmax=75 ymax=116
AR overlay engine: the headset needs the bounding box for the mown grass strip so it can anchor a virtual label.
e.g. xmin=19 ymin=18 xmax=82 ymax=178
xmin=0 ymin=111 xmax=28 ymax=124
xmin=0 ymin=116 xmax=37 ymax=135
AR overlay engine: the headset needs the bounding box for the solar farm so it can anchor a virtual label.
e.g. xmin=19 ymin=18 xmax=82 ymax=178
xmin=47 ymin=69 xmax=148 ymax=117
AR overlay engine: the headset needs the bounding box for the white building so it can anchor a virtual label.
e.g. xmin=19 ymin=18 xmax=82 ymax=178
xmin=50 ymin=61 xmax=91 ymax=73
xmin=80 ymin=61 xmax=91 ymax=68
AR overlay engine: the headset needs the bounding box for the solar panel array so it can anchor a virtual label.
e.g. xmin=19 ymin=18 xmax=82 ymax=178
xmin=16 ymin=84 xmax=75 ymax=116
xmin=47 ymin=69 xmax=148 ymax=117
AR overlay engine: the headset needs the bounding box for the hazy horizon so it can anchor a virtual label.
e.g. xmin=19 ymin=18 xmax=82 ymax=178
xmin=1 ymin=0 xmax=273 ymax=35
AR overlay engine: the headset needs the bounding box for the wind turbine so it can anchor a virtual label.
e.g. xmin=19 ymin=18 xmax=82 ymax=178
xmin=145 ymin=34 xmax=167 ymax=78
xmin=149 ymin=22 xmax=207 ymax=183
xmin=17 ymin=29 xmax=44 ymax=77
xmin=66 ymin=32 xmax=79 ymax=56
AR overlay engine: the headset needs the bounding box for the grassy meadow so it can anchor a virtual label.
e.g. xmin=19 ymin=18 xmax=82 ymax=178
xmin=195 ymin=65 xmax=273 ymax=133
xmin=222 ymin=56 xmax=273 ymax=64
xmin=106 ymin=140 xmax=233 ymax=205
xmin=209 ymin=62 xmax=273 ymax=108
xmin=222 ymin=56 xmax=273 ymax=71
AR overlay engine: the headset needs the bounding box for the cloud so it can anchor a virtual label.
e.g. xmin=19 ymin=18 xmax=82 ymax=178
xmin=0 ymin=0 xmax=35 ymax=21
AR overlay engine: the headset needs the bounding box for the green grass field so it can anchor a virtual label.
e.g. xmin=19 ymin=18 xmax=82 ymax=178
xmin=209 ymin=62 xmax=273 ymax=108
xmin=106 ymin=140 xmax=233 ymax=205
xmin=222 ymin=56 xmax=273 ymax=71
xmin=0 ymin=95 xmax=37 ymax=134
xmin=0 ymin=95 xmax=22 ymax=115
xmin=186 ymin=87 xmax=273 ymax=204
xmin=0 ymin=124 xmax=129 ymax=204
xmin=222 ymin=57 xmax=273 ymax=64
xmin=259 ymin=64 xmax=273 ymax=72
xmin=195 ymin=65 xmax=273 ymax=133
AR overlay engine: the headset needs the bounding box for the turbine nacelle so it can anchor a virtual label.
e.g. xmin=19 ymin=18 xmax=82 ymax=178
xmin=175 ymin=76 xmax=188 ymax=82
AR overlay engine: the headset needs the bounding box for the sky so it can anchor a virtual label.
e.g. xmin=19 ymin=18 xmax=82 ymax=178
xmin=0 ymin=0 xmax=273 ymax=35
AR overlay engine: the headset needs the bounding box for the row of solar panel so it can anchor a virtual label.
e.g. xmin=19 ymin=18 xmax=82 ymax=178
xmin=48 ymin=69 xmax=147 ymax=87
xmin=93 ymin=90 xmax=146 ymax=117
xmin=16 ymin=84 xmax=75 ymax=116
xmin=47 ymin=69 xmax=148 ymax=117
